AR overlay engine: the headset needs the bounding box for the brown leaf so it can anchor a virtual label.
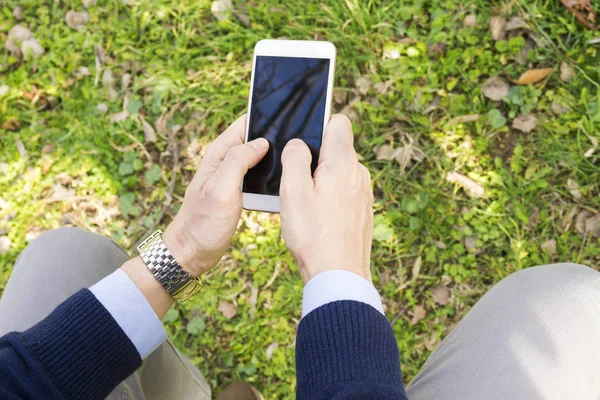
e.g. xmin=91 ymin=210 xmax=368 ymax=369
xmin=515 ymin=38 xmax=536 ymax=65
xmin=447 ymin=114 xmax=481 ymax=126
xmin=446 ymin=172 xmax=485 ymax=198
xmin=42 ymin=144 xmax=55 ymax=154
xmin=505 ymin=17 xmax=529 ymax=31
xmin=96 ymin=103 xmax=108 ymax=113
xmin=140 ymin=116 xmax=157 ymax=143
xmin=511 ymin=68 xmax=553 ymax=85
xmin=540 ymin=239 xmax=557 ymax=256
xmin=109 ymin=111 xmax=129 ymax=123
xmin=585 ymin=215 xmax=600 ymax=237
xmin=482 ymin=76 xmax=510 ymax=101
xmin=376 ymin=144 xmax=394 ymax=160
xmin=232 ymin=5 xmax=251 ymax=28
xmin=8 ymin=25 xmax=33 ymax=42
xmin=373 ymin=80 xmax=394 ymax=94
xmin=566 ymin=178 xmax=582 ymax=200
xmin=561 ymin=206 xmax=578 ymax=232
xmin=560 ymin=0 xmax=597 ymax=30
xmin=576 ymin=210 xmax=593 ymax=234
xmin=15 ymin=137 xmax=27 ymax=158
xmin=512 ymin=115 xmax=537 ymax=133
xmin=121 ymin=73 xmax=132 ymax=91
xmin=65 ymin=11 xmax=88 ymax=30
xmin=332 ymin=88 xmax=345 ymax=104
xmin=431 ymin=285 xmax=452 ymax=306
xmin=0 ymin=236 xmax=11 ymax=255
xmin=265 ymin=342 xmax=279 ymax=360
xmin=211 ymin=0 xmax=232 ymax=21
xmin=410 ymin=305 xmax=427 ymax=325
xmin=13 ymin=6 xmax=23 ymax=20
xmin=218 ymin=300 xmax=237 ymax=319
xmin=2 ymin=119 xmax=23 ymax=132
xmin=490 ymin=16 xmax=507 ymax=40
xmin=355 ymin=76 xmax=371 ymax=95
xmin=559 ymin=62 xmax=576 ymax=82
xmin=412 ymin=255 xmax=422 ymax=280
xmin=463 ymin=14 xmax=477 ymax=27
xmin=464 ymin=236 xmax=477 ymax=251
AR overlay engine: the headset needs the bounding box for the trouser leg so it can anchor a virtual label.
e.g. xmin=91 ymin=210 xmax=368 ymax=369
xmin=0 ymin=227 xmax=211 ymax=400
xmin=406 ymin=263 xmax=600 ymax=400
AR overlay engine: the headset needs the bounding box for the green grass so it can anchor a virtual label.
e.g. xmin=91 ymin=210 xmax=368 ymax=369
xmin=1 ymin=0 xmax=600 ymax=397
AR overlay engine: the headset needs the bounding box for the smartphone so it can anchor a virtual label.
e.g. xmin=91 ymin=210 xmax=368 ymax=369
xmin=242 ymin=39 xmax=336 ymax=213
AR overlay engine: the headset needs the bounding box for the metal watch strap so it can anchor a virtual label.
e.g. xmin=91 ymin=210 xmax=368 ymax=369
xmin=136 ymin=229 xmax=202 ymax=302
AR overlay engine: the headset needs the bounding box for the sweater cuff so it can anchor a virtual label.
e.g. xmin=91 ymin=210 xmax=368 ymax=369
xmin=296 ymin=300 xmax=404 ymax=395
xmin=22 ymin=289 xmax=141 ymax=400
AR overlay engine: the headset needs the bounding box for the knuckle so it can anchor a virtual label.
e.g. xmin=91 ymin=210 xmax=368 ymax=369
xmin=224 ymin=146 xmax=246 ymax=165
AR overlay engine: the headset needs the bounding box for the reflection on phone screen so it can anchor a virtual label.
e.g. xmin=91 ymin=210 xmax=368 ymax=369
xmin=243 ymin=56 xmax=330 ymax=196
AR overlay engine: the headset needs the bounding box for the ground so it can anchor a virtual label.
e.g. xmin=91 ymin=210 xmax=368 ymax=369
xmin=1 ymin=0 xmax=600 ymax=398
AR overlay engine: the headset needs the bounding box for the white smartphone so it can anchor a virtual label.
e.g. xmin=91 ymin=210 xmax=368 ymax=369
xmin=242 ymin=39 xmax=336 ymax=213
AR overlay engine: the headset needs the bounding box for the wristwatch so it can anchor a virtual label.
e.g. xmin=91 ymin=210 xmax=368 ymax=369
xmin=137 ymin=229 xmax=202 ymax=302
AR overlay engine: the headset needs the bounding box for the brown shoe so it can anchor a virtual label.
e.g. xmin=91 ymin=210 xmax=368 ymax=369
xmin=216 ymin=382 xmax=264 ymax=400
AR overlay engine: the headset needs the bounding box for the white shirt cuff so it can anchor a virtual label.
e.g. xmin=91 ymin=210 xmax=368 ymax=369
xmin=302 ymin=270 xmax=384 ymax=318
xmin=90 ymin=268 xmax=167 ymax=359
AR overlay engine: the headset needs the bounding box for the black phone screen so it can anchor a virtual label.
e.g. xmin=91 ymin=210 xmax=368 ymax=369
xmin=243 ymin=55 xmax=330 ymax=196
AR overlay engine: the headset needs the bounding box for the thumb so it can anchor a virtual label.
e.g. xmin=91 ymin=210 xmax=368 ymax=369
xmin=281 ymin=138 xmax=314 ymax=195
xmin=212 ymin=138 xmax=269 ymax=194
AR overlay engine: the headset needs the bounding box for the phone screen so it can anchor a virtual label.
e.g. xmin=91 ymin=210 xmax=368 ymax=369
xmin=243 ymin=55 xmax=330 ymax=196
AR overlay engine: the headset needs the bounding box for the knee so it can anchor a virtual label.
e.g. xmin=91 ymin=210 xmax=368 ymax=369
xmin=496 ymin=263 xmax=600 ymax=304
xmin=28 ymin=227 xmax=126 ymax=259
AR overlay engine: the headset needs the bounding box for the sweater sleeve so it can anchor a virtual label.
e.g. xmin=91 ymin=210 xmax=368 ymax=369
xmin=296 ymin=300 xmax=408 ymax=400
xmin=0 ymin=289 xmax=142 ymax=400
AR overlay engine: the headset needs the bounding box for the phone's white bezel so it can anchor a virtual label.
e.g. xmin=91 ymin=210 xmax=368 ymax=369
xmin=242 ymin=39 xmax=336 ymax=213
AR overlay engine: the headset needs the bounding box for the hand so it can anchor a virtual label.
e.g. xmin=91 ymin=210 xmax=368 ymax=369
xmin=163 ymin=115 xmax=269 ymax=278
xmin=280 ymin=114 xmax=374 ymax=284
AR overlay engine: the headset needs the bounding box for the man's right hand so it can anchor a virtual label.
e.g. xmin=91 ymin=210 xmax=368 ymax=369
xmin=280 ymin=114 xmax=374 ymax=284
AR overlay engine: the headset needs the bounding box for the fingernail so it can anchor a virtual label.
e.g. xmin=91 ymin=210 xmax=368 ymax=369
xmin=249 ymin=138 xmax=269 ymax=151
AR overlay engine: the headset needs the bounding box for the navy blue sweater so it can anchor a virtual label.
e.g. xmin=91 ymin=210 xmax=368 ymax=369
xmin=0 ymin=289 xmax=407 ymax=399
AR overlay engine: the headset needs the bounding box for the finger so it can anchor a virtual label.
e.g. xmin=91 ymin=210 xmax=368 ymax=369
xmin=191 ymin=114 xmax=248 ymax=191
xmin=318 ymin=114 xmax=357 ymax=166
xmin=209 ymin=138 xmax=269 ymax=197
xmin=281 ymin=138 xmax=314 ymax=194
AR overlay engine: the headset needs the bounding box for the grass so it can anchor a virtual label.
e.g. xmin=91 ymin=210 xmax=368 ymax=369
xmin=1 ymin=0 xmax=600 ymax=398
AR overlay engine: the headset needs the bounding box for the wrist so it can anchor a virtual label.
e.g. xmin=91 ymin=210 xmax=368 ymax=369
xmin=163 ymin=218 xmax=206 ymax=278
xmin=121 ymin=257 xmax=174 ymax=319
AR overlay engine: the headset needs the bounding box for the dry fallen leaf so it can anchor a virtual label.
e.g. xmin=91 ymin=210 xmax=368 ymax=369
xmin=431 ymin=285 xmax=452 ymax=306
xmin=373 ymin=79 xmax=394 ymax=94
xmin=584 ymin=215 xmax=600 ymax=237
xmin=511 ymin=68 xmax=553 ymax=85
xmin=447 ymin=172 xmax=485 ymax=198
xmin=410 ymin=305 xmax=427 ymax=325
xmin=96 ymin=103 xmax=108 ymax=113
xmin=65 ymin=11 xmax=88 ymax=30
xmin=464 ymin=236 xmax=477 ymax=251
xmin=355 ymin=76 xmax=371 ymax=95
xmin=8 ymin=24 xmax=33 ymax=42
xmin=265 ymin=342 xmax=279 ymax=360
xmin=0 ymin=86 xmax=8 ymax=97
xmin=13 ymin=7 xmax=23 ymax=20
xmin=512 ymin=115 xmax=537 ymax=133
xmin=122 ymin=73 xmax=132 ymax=91
xmin=82 ymin=0 xmax=98 ymax=8
xmin=0 ymin=236 xmax=11 ymax=255
xmin=576 ymin=209 xmax=593 ymax=233
xmin=211 ymin=0 xmax=232 ymax=21
xmin=15 ymin=137 xmax=27 ymax=158
xmin=412 ymin=255 xmax=422 ymax=280
xmin=561 ymin=206 xmax=579 ymax=232
xmin=447 ymin=114 xmax=481 ymax=126
xmin=540 ymin=239 xmax=557 ymax=256
xmin=42 ymin=144 xmax=55 ymax=154
xmin=463 ymin=14 xmax=477 ymax=27
xmin=109 ymin=111 xmax=129 ymax=123
xmin=376 ymin=144 xmax=393 ymax=160
xmin=218 ymin=300 xmax=237 ymax=319
xmin=560 ymin=62 xmax=576 ymax=82
xmin=140 ymin=116 xmax=157 ymax=143
xmin=505 ymin=17 xmax=529 ymax=31
xmin=332 ymin=89 xmax=345 ymax=104
xmin=588 ymin=37 xmax=600 ymax=44
xmin=515 ymin=38 xmax=536 ymax=65
xmin=566 ymin=178 xmax=582 ymax=200
xmin=482 ymin=76 xmax=510 ymax=101
xmin=560 ymin=0 xmax=597 ymax=30
xmin=490 ymin=16 xmax=507 ymax=40
xmin=584 ymin=134 xmax=598 ymax=158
